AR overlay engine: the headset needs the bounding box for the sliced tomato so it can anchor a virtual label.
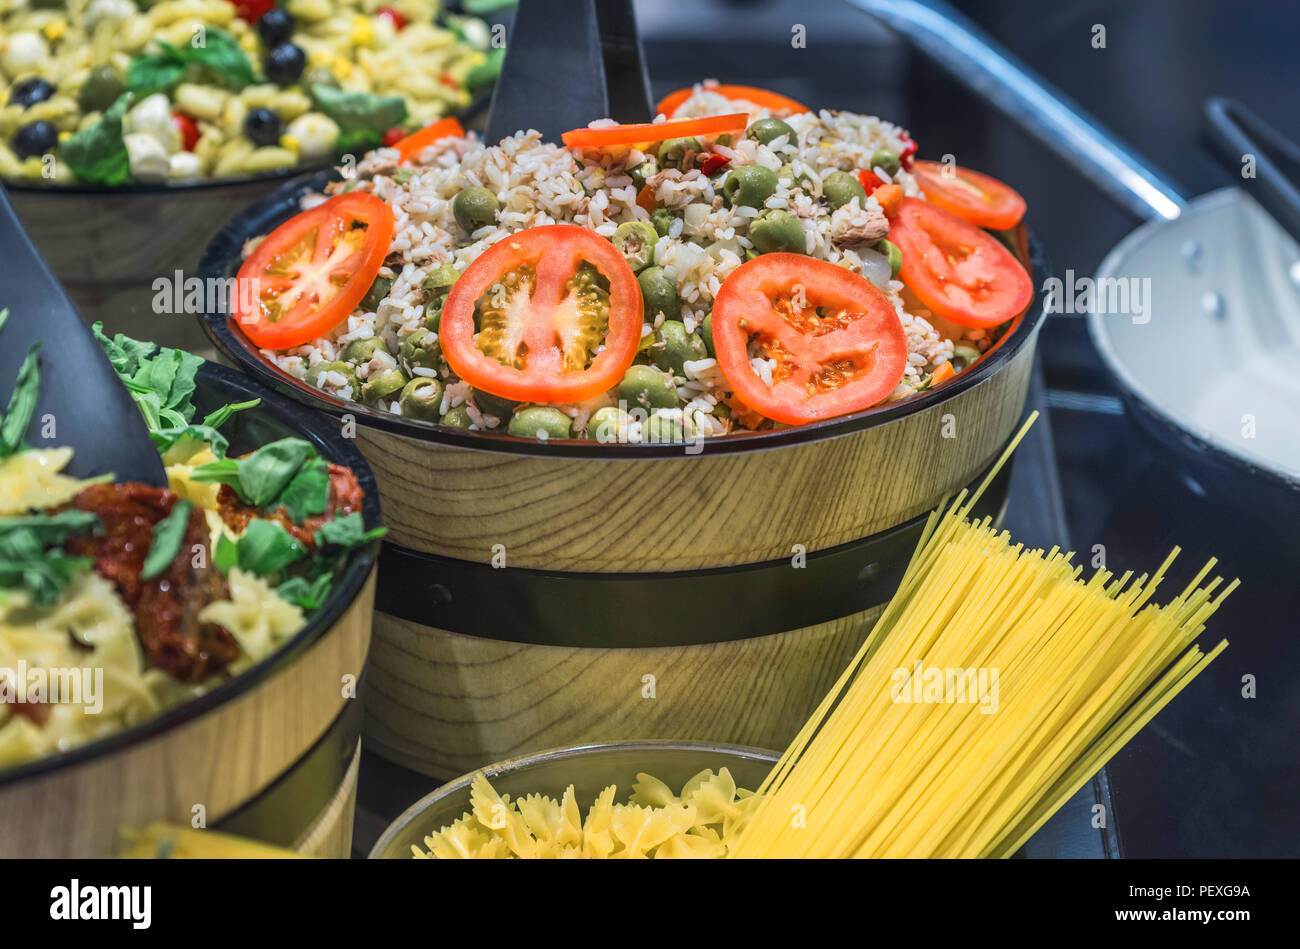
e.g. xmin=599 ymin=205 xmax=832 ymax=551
xmin=656 ymin=84 xmax=810 ymax=119
xmin=888 ymin=197 xmax=1032 ymax=329
xmin=711 ymin=254 xmax=907 ymax=424
xmin=440 ymin=225 xmax=642 ymax=404
xmin=234 ymin=192 xmax=395 ymax=350
xmin=562 ymin=114 xmax=747 ymax=149
xmin=911 ymin=160 xmax=1026 ymax=230
xmin=392 ymin=116 xmax=465 ymax=164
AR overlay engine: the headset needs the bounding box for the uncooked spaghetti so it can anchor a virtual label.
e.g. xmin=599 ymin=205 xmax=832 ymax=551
xmin=728 ymin=415 xmax=1234 ymax=858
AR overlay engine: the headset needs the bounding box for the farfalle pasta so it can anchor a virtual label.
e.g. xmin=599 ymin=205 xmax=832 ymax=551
xmin=412 ymin=768 xmax=763 ymax=859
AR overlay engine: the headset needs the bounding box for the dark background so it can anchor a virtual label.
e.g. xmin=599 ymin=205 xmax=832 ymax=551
xmin=632 ymin=0 xmax=1300 ymax=858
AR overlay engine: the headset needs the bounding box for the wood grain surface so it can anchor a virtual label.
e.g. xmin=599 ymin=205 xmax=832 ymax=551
xmin=355 ymin=342 xmax=1034 ymax=572
xmin=292 ymin=740 xmax=361 ymax=858
xmin=364 ymin=604 xmax=883 ymax=779
xmin=0 ymin=571 xmax=374 ymax=858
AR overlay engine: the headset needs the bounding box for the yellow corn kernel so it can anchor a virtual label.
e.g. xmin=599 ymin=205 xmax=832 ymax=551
xmin=43 ymin=20 xmax=67 ymax=42
xmin=279 ymin=134 xmax=300 ymax=154
xmin=351 ymin=16 xmax=375 ymax=47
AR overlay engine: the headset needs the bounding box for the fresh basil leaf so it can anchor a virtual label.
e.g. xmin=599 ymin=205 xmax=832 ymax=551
xmin=61 ymin=93 xmax=133 ymax=187
xmin=126 ymin=43 xmax=187 ymax=97
xmin=140 ymin=500 xmax=191 ymax=581
xmin=185 ymin=29 xmax=257 ymax=89
xmin=310 ymin=84 xmax=407 ymax=153
xmin=316 ymin=512 xmax=386 ymax=549
xmin=214 ymin=532 xmax=238 ymax=574
xmin=277 ymin=572 xmax=334 ymax=611
xmin=0 ymin=343 xmax=40 ymax=457
xmin=235 ymin=519 xmax=307 ymax=576
xmin=278 ymin=457 xmax=330 ymax=524
xmin=190 ymin=456 xmax=240 ymax=490
xmin=234 ymin=437 xmax=316 ymax=507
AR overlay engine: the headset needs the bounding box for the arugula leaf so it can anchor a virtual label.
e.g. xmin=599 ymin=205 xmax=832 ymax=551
xmin=235 ymin=519 xmax=307 ymax=576
xmin=0 ymin=510 xmax=101 ymax=606
xmin=92 ymin=322 xmax=156 ymax=377
xmin=278 ymin=457 xmax=330 ymax=524
xmin=0 ymin=343 xmax=40 ymax=458
xmin=214 ymin=532 xmax=238 ymax=574
xmin=200 ymin=398 xmax=259 ymax=431
xmin=316 ymin=512 xmax=386 ymax=548
xmin=140 ymin=500 xmax=191 ymax=581
xmin=61 ymin=93 xmax=133 ymax=187
xmin=310 ymin=84 xmax=407 ymax=153
xmin=150 ymin=423 xmax=230 ymax=461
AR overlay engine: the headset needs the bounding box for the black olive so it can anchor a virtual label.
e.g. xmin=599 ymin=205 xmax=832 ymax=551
xmin=8 ymin=77 xmax=56 ymax=109
xmin=243 ymin=107 xmax=283 ymax=147
xmin=257 ymin=7 xmax=295 ymax=46
xmin=263 ymin=42 xmax=307 ymax=86
xmin=12 ymin=120 xmax=58 ymax=160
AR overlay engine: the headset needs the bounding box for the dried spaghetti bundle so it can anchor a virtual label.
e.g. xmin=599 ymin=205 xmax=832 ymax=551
xmin=729 ymin=418 xmax=1234 ymax=858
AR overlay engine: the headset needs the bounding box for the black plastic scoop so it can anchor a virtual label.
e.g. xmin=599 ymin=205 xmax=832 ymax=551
xmin=0 ymin=184 xmax=165 ymax=485
xmin=485 ymin=0 xmax=654 ymax=144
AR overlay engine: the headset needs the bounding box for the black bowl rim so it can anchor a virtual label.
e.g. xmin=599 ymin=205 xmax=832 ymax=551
xmin=199 ymin=170 xmax=1049 ymax=459
xmin=0 ymin=361 xmax=382 ymax=790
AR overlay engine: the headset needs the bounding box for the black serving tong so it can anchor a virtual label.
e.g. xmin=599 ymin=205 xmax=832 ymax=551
xmin=485 ymin=0 xmax=654 ymax=143
xmin=0 ymin=184 xmax=165 ymax=484
xmin=1204 ymin=97 xmax=1300 ymax=247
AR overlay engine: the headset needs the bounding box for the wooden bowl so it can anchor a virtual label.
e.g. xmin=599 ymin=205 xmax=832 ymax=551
xmin=369 ymin=740 xmax=779 ymax=858
xmin=0 ymin=362 xmax=382 ymax=858
xmin=198 ymin=173 xmax=1048 ymax=778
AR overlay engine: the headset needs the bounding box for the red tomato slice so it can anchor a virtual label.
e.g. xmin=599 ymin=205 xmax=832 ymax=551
xmin=911 ymin=160 xmax=1027 ymax=230
xmin=712 ymin=254 xmax=908 ymax=424
xmin=234 ymin=193 xmax=395 ymax=350
xmin=440 ymin=225 xmax=643 ymax=404
xmin=392 ymin=116 xmax=465 ymax=164
xmin=562 ymin=114 xmax=747 ymax=148
xmin=656 ymin=84 xmax=810 ymax=119
xmin=888 ymin=197 xmax=1033 ymax=329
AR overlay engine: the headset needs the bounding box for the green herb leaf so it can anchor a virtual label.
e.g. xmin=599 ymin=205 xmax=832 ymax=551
xmin=140 ymin=500 xmax=192 ymax=581
xmin=127 ymin=31 xmax=255 ymax=97
xmin=316 ymin=512 xmax=386 ymax=549
xmin=278 ymin=457 xmax=330 ymax=524
xmin=235 ymin=519 xmax=307 ymax=576
xmin=92 ymin=322 xmax=156 ymax=377
xmin=185 ymin=29 xmax=257 ymax=88
xmin=214 ymin=532 xmax=238 ymax=574
xmin=126 ymin=42 xmax=187 ymax=97
xmin=0 ymin=510 xmax=101 ymax=606
xmin=0 ymin=343 xmax=40 ymax=458
xmin=150 ymin=423 xmax=230 ymax=461
xmin=277 ymin=571 xmax=334 ymax=610
xmin=200 ymin=398 xmax=260 ymax=431
xmin=61 ymin=93 xmax=133 ymax=187
xmin=310 ymin=84 xmax=407 ymax=153
xmin=467 ymin=45 xmax=506 ymax=92
xmin=234 ymin=438 xmax=316 ymax=507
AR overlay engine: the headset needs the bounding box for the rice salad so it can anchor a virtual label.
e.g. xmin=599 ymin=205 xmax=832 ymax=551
xmin=247 ymin=81 xmax=1027 ymax=442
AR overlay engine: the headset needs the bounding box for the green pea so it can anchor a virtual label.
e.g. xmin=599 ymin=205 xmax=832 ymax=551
xmin=870 ymin=148 xmax=901 ymax=177
xmin=952 ymin=344 xmax=982 ymax=370
xmin=587 ymin=406 xmax=625 ymax=443
xmin=701 ymin=312 xmax=715 ymax=357
xmin=748 ymin=209 xmax=806 ymax=254
xmin=339 ymin=337 xmax=384 ymax=363
xmin=304 ymin=361 xmax=356 ymax=392
xmin=637 ymin=266 xmax=681 ymax=320
xmin=472 ymin=388 xmax=517 ymax=419
xmin=360 ymin=274 xmax=395 ymax=312
xmin=452 ymin=186 xmax=499 ymax=233
xmin=722 ymin=164 xmax=778 ymax=208
xmin=657 ymin=137 xmax=700 ymax=170
xmin=439 ymin=404 xmax=474 ymax=428
xmin=78 ymin=67 xmax=124 ymax=114
xmin=746 ymin=117 xmax=795 ymax=147
xmin=399 ymin=378 xmax=444 ymax=421
xmin=617 ymin=364 xmax=678 ymax=410
xmin=399 ymin=328 xmax=444 ymax=371
xmin=361 ymin=368 xmax=408 ymax=403
xmin=650 ymin=207 xmax=675 ymax=237
xmin=876 ymin=239 xmax=902 ymax=279
xmin=508 ymin=406 xmax=573 ymax=440
xmin=422 ymin=264 xmax=459 ymax=293
xmin=612 ymin=220 xmax=659 ymax=272
xmin=654 ymin=320 xmax=706 ymax=376
xmin=823 ymin=170 xmax=868 ymax=209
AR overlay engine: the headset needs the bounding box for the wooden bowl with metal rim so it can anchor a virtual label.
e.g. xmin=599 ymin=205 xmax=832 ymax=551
xmin=198 ymin=170 xmax=1048 ymax=779
xmin=0 ymin=362 xmax=381 ymax=858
